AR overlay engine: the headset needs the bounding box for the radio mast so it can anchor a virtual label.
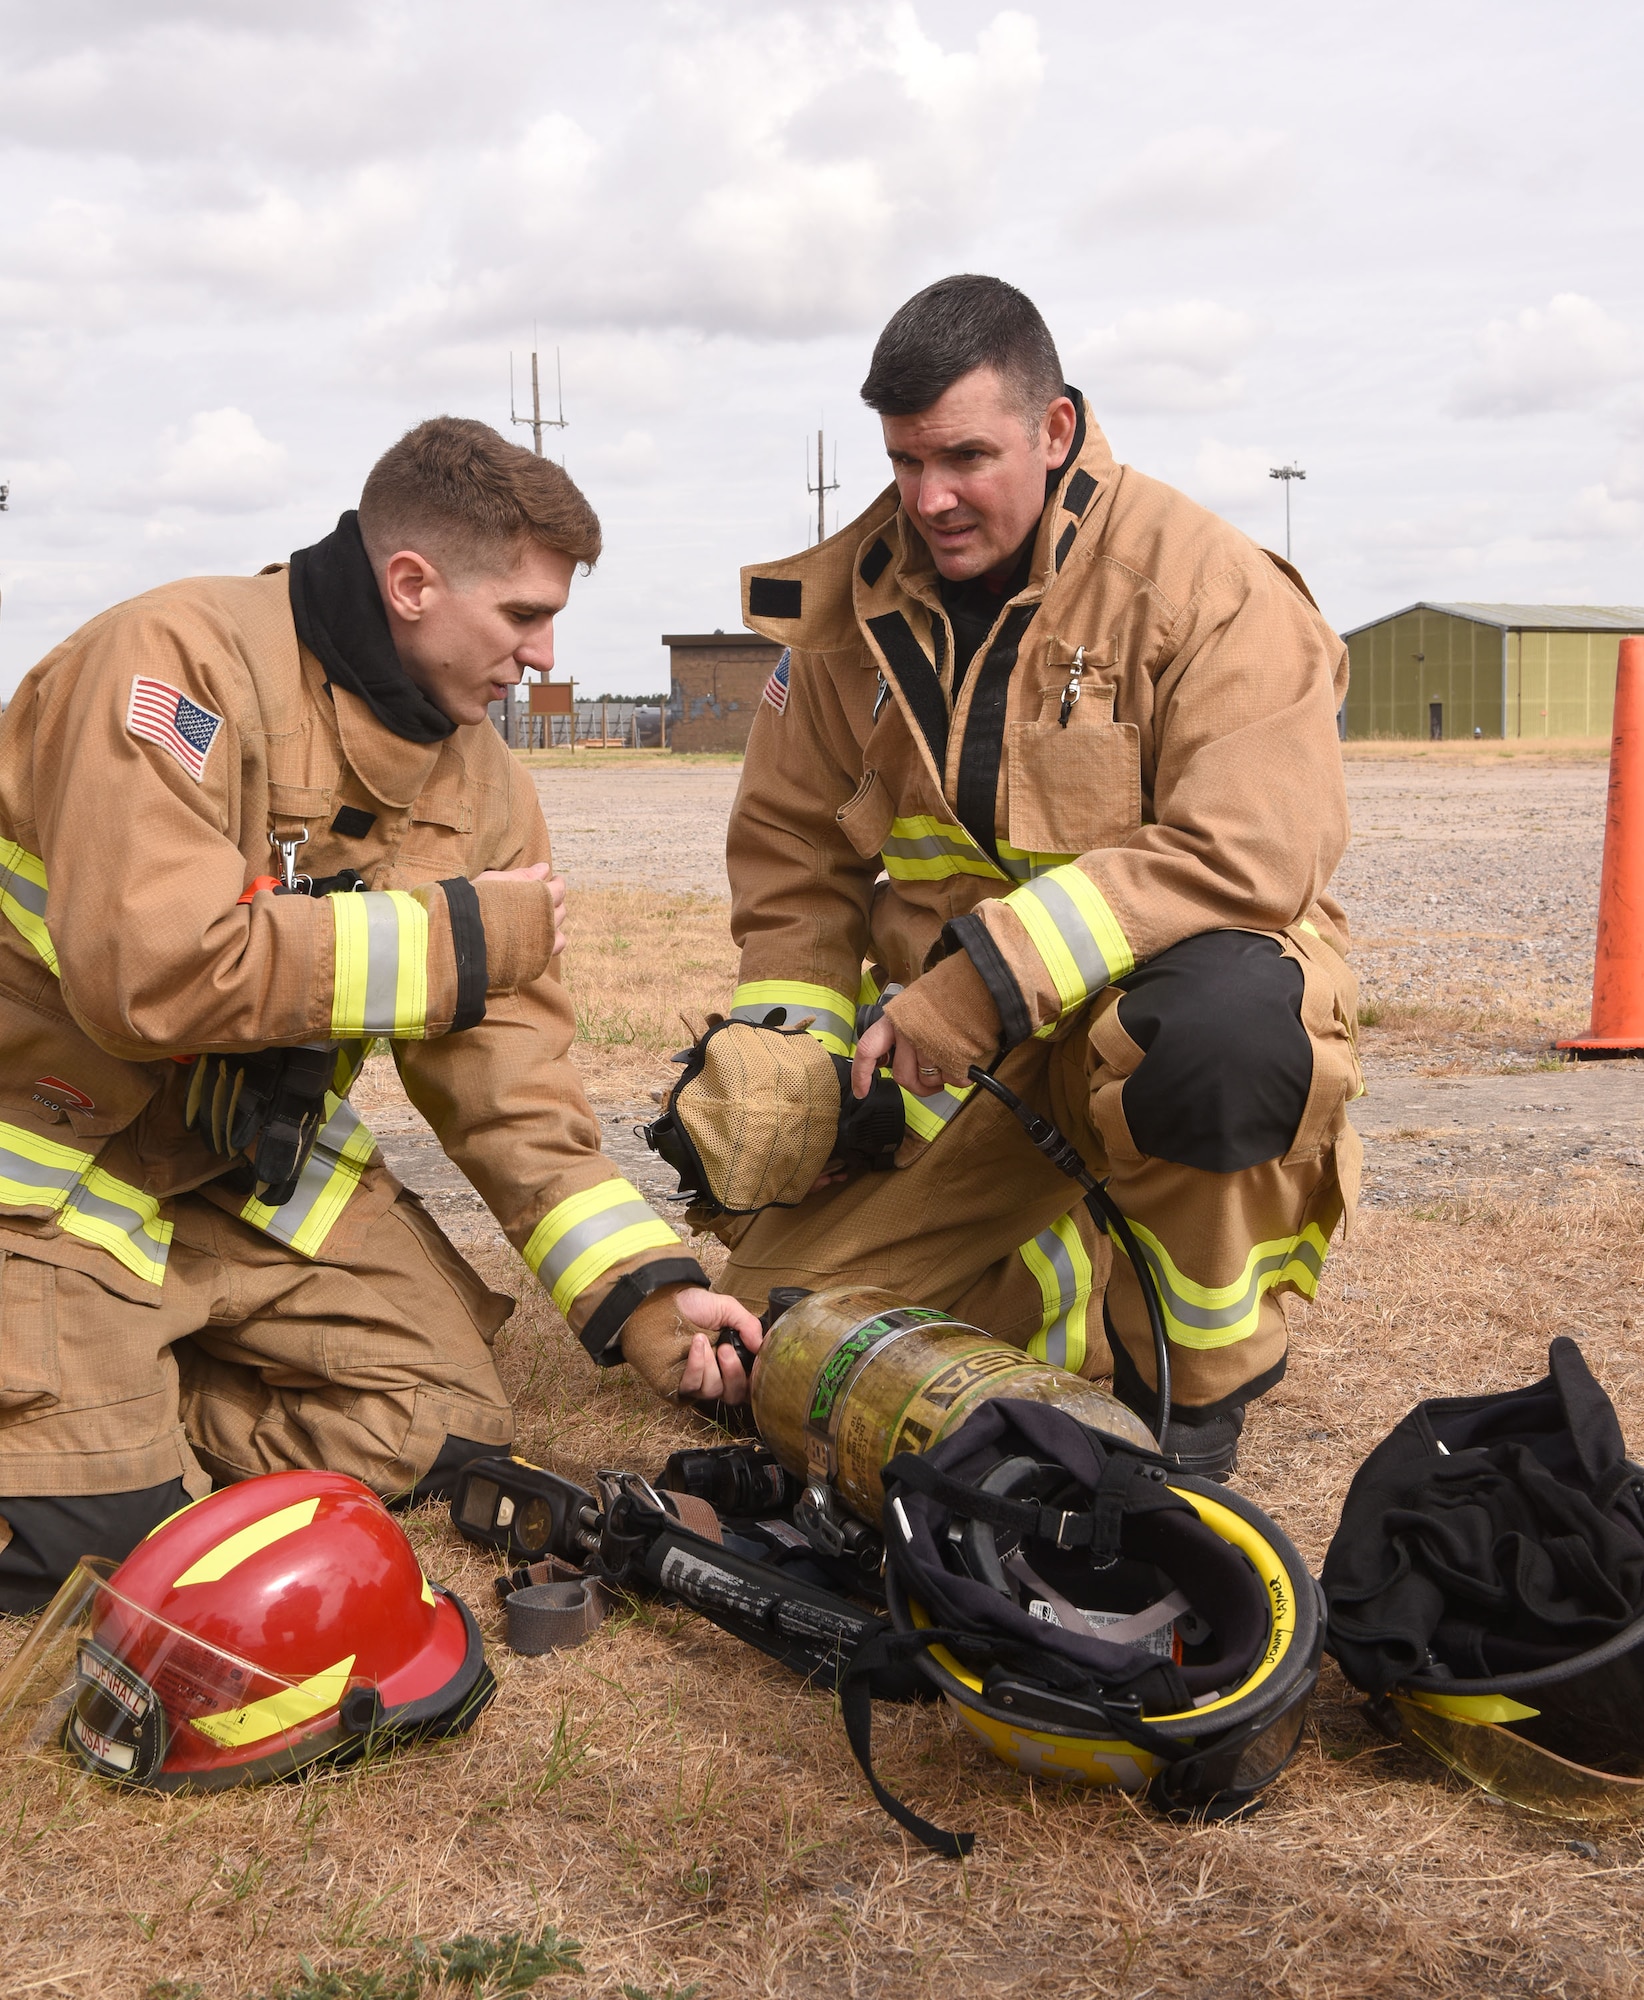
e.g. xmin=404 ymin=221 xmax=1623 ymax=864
xmin=510 ymin=331 xmax=569 ymax=459
xmin=807 ymin=429 xmax=840 ymax=545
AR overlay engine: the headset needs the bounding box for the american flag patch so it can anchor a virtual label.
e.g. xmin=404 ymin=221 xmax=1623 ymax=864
xmin=126 ymin=677 xmax=223 ymax=782
xmin=762 ymin=647 xmax=791 ymax=714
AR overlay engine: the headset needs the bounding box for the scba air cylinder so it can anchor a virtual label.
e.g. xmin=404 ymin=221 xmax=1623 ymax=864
xmin=751 ymin=1285 xmax=1157 ymax=1525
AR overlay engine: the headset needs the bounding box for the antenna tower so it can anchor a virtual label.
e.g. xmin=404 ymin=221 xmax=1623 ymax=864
xmin=806 ymin=429 xmax=840 ymax=545
xmin=510 ymin=330 xmax=569 ymax=459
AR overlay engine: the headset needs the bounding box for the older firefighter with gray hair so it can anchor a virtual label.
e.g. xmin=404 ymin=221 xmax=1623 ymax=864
xmin=0 ymin=417 xmax=758 ymax=1611
xmin=699 ymin=274 xmax=1360 ymax=1479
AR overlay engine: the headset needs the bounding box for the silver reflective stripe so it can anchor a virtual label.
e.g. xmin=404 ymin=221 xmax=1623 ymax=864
xmin=0 ymin=1148 xmax=81 ymax=1202
xmin=1109 ymin=1218 xmax=1333 ymax=1351
xmin=728 ymin=998 xmax=855 ymax=1049
xmin=537 ymin=1197 xmax=661 ymax=1293
xmin=361 ymin=896 xmax=406 ymax=1034
xmin=240 ymin=1096 xmax=375 ymax=1258
xmin=1020 ymin=870 xmax=1117 ymax=1000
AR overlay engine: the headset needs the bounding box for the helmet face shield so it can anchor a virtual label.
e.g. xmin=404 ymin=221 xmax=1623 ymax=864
xmin=1392 ymin=1695 xmax=1644 ymax=1823
xmin=0 ymin=1558 xmax=371 ymax=1789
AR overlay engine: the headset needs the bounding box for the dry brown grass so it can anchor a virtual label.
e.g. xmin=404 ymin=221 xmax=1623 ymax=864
xmin=560 ymin=889 xmax=740 ymax=1068
xmin=1354 ymin=998 xmax=1582 ymax=1072
xmin=5 ymin=1188 xmax=1642 ymax=1999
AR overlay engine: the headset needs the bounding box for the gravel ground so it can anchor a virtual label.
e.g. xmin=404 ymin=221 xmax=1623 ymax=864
xmin=515 ymin=756 xmax=1644 ymax=1215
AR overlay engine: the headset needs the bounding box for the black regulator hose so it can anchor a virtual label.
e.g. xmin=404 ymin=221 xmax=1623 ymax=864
xmin=965 ymin=1066 xmax=1172 ymax=1442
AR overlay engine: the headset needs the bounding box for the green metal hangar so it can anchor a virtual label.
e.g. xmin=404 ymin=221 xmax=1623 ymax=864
xmin=1340 ymin=602 xmax=1644 ymax=739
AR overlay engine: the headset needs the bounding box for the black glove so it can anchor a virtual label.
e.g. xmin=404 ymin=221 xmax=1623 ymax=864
xmin=185 ymin=1043 xmax=337 ymax=1205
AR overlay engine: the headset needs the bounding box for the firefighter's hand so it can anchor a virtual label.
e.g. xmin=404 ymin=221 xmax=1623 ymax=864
xmin=678 ymin=1288 xmax=764 ymax=1404
xmin=852 ymin=1012 xmax=953 ymax=1098
xmin=622 ymin=1285 xmax=763 ymax=1405
xmin=474 ymin=861 xmax=569 ymax=954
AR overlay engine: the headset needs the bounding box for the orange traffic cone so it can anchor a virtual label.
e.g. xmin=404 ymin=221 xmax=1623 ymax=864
xmin=1558 ymin=634 xmax=1644 ymax=1056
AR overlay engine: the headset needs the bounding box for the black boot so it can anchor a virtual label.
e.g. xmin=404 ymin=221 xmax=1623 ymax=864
xmin=1161 ymin=1406 xmax=1245 ymax=1482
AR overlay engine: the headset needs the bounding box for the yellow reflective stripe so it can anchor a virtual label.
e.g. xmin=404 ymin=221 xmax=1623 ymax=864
xmin=0 ymin=1119 xmax=172 ymax=1287
xmin=331 ymin=1038 xmax=371 ymax=1095
xmin=1022 ymin=1213 xmax=1094 ymax=1373
xmin=239 ymin=1096 xmax=376 ymax=1258
xmin=330 ymin=891 xmax=430 ymax=1039
xmin=995 ymin=838 xmax=1077 ymax=883
xmin=897 ymin=1075 xmax=973 ymax=1143
xmin=0 ymin=838 xmax=58 ymax=976
xmin=880 ymin=815 xmax=1009 ymax=883
xmin=172 ymin=1498 xmax=321 ymax=1586
xmin=1004 ymin=864 xmax=1135 ymax=1019
xmin=1109 ymin=1216 xmax=1332 ymax=1351
xmin=522 ymin=1179 xmax=682 ymax=1315
xmin=1406 ymin=1690 xmax=1541 ymax=1725
xmin=730 ymin=979 xmax=856 ymax=1058
xmin=190 ymin=1653 xmax=357 ymax=1750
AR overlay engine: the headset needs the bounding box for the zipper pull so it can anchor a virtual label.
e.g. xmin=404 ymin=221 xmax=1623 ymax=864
xmin=1057 ymin=646 xmax=1086 ymax=728
xmin=873 ymin=672 xmax=890 ymax=723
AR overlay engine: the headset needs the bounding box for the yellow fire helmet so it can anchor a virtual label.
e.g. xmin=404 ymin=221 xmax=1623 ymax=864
xmin=1324 ymin=1337 xmax=1644 ymax=1821
xmin=840 ymin=1398 xmax=1322 ymax=1855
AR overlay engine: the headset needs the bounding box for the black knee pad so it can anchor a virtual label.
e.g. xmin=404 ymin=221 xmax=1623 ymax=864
xmin=1116 ymin=932 xmax=1312 ymax=1172
xmin=0 ymin=1479 xmax=193 ymax=1615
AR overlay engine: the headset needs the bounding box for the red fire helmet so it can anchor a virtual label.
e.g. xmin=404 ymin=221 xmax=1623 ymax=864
xmin=0 ymin=1470 xmax=495 ymax=1789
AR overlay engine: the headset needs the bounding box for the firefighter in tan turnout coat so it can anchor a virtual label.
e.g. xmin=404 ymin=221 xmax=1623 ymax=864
xmin=0 ymin=418 xmax=758 ymax=1609
xmin=716 ymin=276 xmax=1361 ymax=1476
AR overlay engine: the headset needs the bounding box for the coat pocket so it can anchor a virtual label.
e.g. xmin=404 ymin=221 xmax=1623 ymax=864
xmin=836 ymin=768 xmax=896 ymax=860
xmin=0 ymin=1251 xmax=60 ymax=1413
xmin=1005 ymin=686 xmax=1141 ymax=857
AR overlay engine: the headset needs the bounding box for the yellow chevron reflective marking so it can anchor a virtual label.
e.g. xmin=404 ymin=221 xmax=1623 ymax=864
xmin=523 ymin=1179 xmax=681 ymax=1315
xmin=1022 ymin=1213 xmax=1095 ymax=1373
xmin=1406 ymin=1691 xmax=1541 ymax=1724
xmin=189 ymin=1653 xmax=357 ymax=1749
xmin=420 ymin=1572 xmax=436 ymax=1608
xmin=330 ymin=891 xmax=430 ymax=1040
xmin=1108 ymin=1216 xmax=1332 ymax=1351
xmin=172 ymin=1498 xmax=322 ymax=1586
xmin=0 ymin=837 xmax=58 ymax=976
xmin=0 ymin=1119 xmax=172 ymax=1287
xmin=730 ymin=979 xmax=856 ymax=1057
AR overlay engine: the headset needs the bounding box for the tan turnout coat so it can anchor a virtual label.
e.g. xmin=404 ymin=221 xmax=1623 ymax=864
xmin=729 ymin=396 xmax=1355 ymax=1101
xmin=0 ymin=568 xmax=694 ymax=1356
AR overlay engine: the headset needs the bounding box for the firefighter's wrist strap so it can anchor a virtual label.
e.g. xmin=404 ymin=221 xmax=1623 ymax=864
xmin=504 ymin=1578 xmax=604 ymax=1654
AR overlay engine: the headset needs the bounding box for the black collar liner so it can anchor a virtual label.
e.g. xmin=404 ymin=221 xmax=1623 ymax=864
xmin=288 ymin=511 xmax=456 ymax=745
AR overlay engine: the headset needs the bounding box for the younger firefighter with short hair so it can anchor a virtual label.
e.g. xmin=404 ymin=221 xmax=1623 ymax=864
xmin=0 ymin=416 xmax=758 ymax=1610
xmin=698 ymin=275 xmax=1361 ymax=1479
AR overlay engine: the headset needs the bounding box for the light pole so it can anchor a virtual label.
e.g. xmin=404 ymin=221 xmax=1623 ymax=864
xmin=1268 ymin=462 xmax=1306 ymax=561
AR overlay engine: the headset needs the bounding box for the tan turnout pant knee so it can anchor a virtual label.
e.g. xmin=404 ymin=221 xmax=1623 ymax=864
xmin=0 ymin=1186 xmax=515 ymax=1501
xmin=720 ymin=926 xmax=1361 ymax=1419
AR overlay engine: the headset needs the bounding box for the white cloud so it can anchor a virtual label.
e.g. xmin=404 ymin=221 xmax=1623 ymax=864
xmin=1449 ymin=293 xmax=1639 ymax=417
xmin=1077 ymin=126 xmax=1292 ymax=233
xmin=152 ymin=408 xmax=290 ymax=512
xmin=1068 ymin=301 xmax=1260 ymax=412
xmin=1184 ymin=439 xmax=1275 ymax=508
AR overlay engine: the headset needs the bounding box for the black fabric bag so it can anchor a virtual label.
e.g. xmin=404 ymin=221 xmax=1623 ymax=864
xmin=1322 ymin=1337 xmax=1644 ymax=1694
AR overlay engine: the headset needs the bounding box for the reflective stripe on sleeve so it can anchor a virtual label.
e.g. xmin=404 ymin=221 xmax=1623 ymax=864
xmin=1003 ymin=864 xmax=1135 ymax=1024
xmin=994 ymin=838 xmax=1078 ymax=883
xmin=0 ymin=1119 xmax=172 ymax=1286
xmin=522 ymin=1180 xmax=684 ymax=1316
xmin=729 ymin=979 xmax=857 ymax=1058
xmin=239 ymin=1095 xmax=377 ymax=1258
xmin=0 ymin=838 xmax=59 ymax=976
xmin=330 ymin=891 xmax=430 ymax=1040
xmin=1021 ymin=1212 xmax=1095 ymax=1373
xmin=1107 ymin=1216 xmax=1332 ymax=1351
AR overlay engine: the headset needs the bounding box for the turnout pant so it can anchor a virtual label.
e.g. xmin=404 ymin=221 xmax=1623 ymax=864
xmin=719 ymin=928 xmax=1362 ymax=1425
xmin=0 ymin=1185 xmax=515 ymax=1610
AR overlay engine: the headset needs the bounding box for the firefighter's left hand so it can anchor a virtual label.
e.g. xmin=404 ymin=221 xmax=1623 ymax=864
xmin=677 ymin=1288 xmax=764 ymax=1404
xmin=474 ymin=861 xmax=569 ymax=954
xmin=851 ymin=1012 xmax=958 ymax=1099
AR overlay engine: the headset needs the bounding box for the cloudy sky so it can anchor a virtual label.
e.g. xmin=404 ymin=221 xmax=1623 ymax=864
xmin=2 ymin=0 xmax=1640 ymax=697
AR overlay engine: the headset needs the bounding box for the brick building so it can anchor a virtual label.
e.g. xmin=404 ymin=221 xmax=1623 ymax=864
xmin=663 ymin=631 xmax=784 ymax=753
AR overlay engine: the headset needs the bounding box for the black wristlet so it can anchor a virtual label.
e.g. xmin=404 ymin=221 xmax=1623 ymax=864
xmin=440 ymin=876 xmax=488 ymax=1031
